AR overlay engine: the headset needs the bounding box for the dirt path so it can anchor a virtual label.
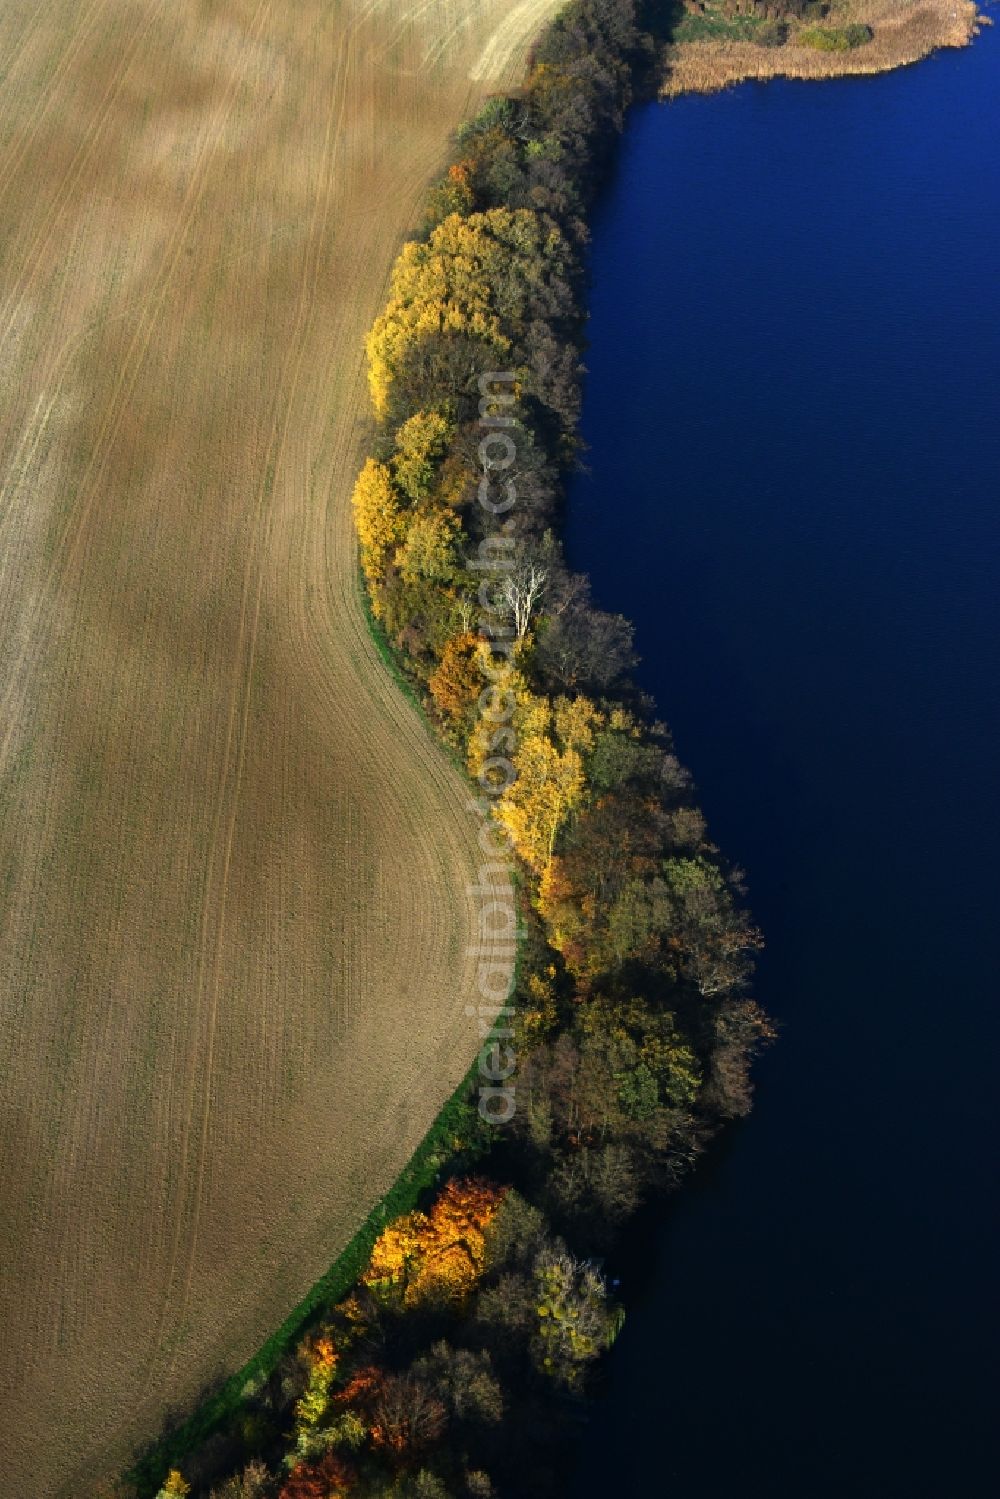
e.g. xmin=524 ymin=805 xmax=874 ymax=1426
xmin=0 ymin=3 xmax=559 ymax=1493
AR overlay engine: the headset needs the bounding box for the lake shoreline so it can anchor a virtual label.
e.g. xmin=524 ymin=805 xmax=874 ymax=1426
xmin=663 ymin=0 xmax=984 ymax=97
xmin=567 ymin=13 xmax=999 ymax=1492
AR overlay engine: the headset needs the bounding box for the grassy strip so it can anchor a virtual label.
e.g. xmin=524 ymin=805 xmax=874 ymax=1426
xmin=356 ymin=571 xmax=472 ymax=781
xmin=127 ymin=1068 xmax=488 ymax=1497
xmin=355 ymin=568 xmax=424 ymax=717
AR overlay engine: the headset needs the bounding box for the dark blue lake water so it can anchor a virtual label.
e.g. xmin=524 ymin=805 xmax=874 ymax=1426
xmin=566 ymin=23 xmax=1000 ymax=1497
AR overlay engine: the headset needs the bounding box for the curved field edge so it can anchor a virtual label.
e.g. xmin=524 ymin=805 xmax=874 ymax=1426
xmin=125 ymin=1047 xmax=499 ymax=1497
xmin=128 ymin=580 xmax=522 ymax=1495
xmin=0 ymin=3 xmax=563 ymax=1496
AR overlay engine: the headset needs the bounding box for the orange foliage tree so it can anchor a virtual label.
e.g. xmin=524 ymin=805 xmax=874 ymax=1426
xmin=362 ymin=1178 xmax=505 ymax=1307
xmin=428 ymin=631 xmax=482 ymax=729
xmin=278 ymin=1452 xmax=352 ymax=1499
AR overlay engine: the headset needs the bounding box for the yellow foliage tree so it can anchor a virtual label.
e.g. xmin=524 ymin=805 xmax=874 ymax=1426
xmin=294 ymin=1335 xmax=339 ymax=1439
xmin=435 ymin=450 xmax=476 ymax=509
xmin=392 ymin=409 xmax=454 ymax=503
xmin=553 ymin=694 xmax=601 ymax=758
xmin=155 ymin=1472 xmax=190 ymax=1499
xmin=494 ymin=693 xmax=601 ymax=877
xmin=521 ymin=965 xmax=560 ymax=1043
xmin=537 ymin=854 xmax=589 ymax=972
xmin=365 ymin=208 xmax=569 ymax=416
xmin=350 ymin=459 xmax=405 ymax=602
xmin=396 ymin=508 xmax=461 ymax=586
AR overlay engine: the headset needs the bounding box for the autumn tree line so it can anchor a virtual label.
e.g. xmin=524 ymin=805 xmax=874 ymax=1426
xmin=144 ymin=4 xmax=772 ymax=1497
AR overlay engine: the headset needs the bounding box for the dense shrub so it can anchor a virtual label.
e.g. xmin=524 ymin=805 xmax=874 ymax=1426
xmin=799 ymin=21 xmax=873 ymax=49
xmin=757 ymin=19 xmax=790 ymax=45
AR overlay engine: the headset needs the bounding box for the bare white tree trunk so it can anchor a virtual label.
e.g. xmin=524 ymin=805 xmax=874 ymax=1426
xmin=502 ymin=562 xmax=547 ymax=639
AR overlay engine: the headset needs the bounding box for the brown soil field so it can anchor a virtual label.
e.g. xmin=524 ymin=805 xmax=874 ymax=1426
xmin=664 ymin=0 xmax=981 ymax=95
xmin=0 ymin=2 xmax=561 ymax=1494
